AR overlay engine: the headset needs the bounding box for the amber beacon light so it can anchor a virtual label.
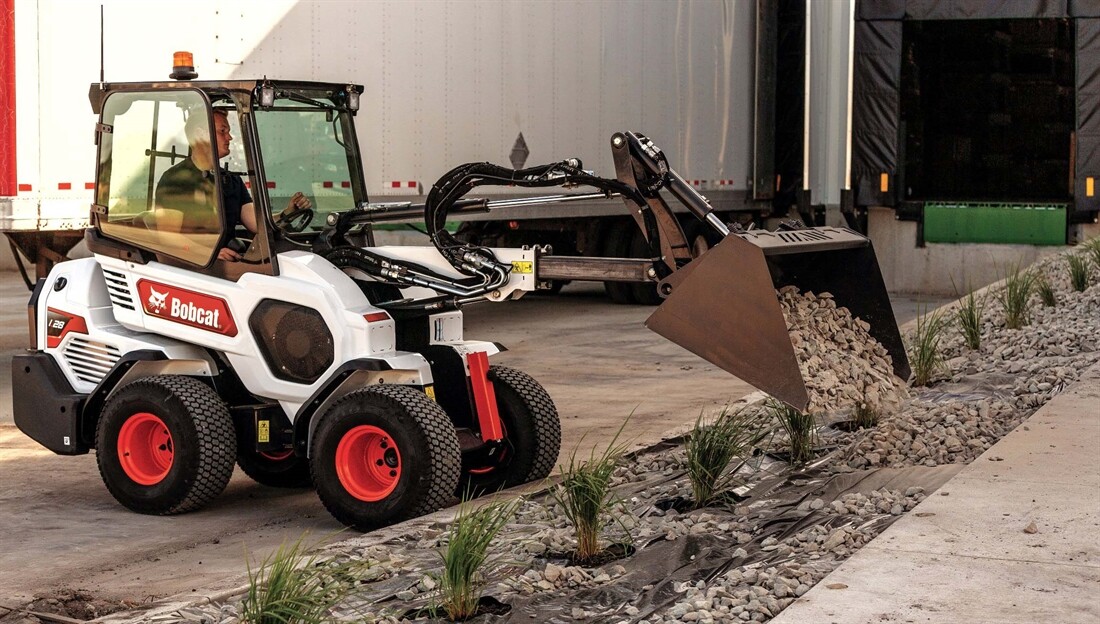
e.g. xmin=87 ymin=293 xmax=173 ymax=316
xmin=169 ymin=51 xmax=198 ymax=80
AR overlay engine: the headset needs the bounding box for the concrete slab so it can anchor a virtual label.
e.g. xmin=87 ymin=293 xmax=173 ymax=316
xmin=778 ymin=551 xmax=1100 ymax=624
xmin=771 ymin=363 xmax=1100 ymax=624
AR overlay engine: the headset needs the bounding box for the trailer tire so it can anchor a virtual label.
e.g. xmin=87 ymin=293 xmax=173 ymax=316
xmin=460 ymin=366 xmax=561 ymax=496
xmin=237 ymin=450 xmax=312 ymax=488
xmin=602 ymin=222 xmax=636 ymax=304
xmin=95 ymin=375 xmax=236 ymax=515
xmin=310 ymin=385 xmax=460 ymax=531
xmin=629 ymin=228 xmax=664 ymax=305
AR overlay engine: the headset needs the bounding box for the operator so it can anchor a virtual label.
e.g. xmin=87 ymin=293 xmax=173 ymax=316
xmin=155 ymin=109 xmax=312 ymax=262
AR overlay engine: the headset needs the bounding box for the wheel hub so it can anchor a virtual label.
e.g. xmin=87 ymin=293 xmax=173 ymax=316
xmin=335 ymin=425 xmax=402 ymax=502
xmin=117 ymin=412 xmax=174 ymax=486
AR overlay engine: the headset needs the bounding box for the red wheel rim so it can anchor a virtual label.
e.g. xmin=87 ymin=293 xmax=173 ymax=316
xmin=260 ymin=450 xmax=294 ymax=461
xmin=335 ymin=425 xmax=401 ymax=502
xmin=117 ymin=412 xmax=174 ymax=486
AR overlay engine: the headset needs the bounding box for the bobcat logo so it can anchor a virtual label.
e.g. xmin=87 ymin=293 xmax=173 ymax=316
xmin=147 ymin=287 xmax=169 ymax=313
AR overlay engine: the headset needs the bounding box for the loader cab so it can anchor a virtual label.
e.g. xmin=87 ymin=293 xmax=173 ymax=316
xmin=87 ymin=79 xmax=368 ymax=279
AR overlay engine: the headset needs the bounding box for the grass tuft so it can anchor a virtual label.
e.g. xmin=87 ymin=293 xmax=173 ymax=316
xmin=1035 ymin=275 xmax=1057 ymax=307
xmin=242 ymin=535 xmax=357 ymax=624
xmin=997 ymin=265 xmax=1035 ymax=330
xmin=685 ymin=407 xmax=772 ymax=509
xmin=1068 ymin=254 xmax=1090 ymax=292
xmin=1083 ymin=237 xmax=1100 ymax=269
xmin=437 ymin=495 xmax=519 ymax=621
xmin=907 ymin=307 xmax=948 ymax=386
xmin=550 ymin=424 xmax=630 ymax=563
xmin=766 ymin=399 xmax=817 ymax=466
xmin=954 ymin=286 xmax=987 ymax=350
xmin=853 ymin=399 xmax=880 ymax=429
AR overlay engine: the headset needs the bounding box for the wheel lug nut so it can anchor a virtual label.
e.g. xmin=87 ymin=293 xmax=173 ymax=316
xmin=376 ymin=459 xmax=384 ymax=466
xmin=389 ymin=470 xmax=397 ymax=477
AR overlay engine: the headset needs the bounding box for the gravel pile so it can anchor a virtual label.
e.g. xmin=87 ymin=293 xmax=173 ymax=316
xmin=833 ymin=250 xmax=1099 ymax=473
xmin=84 ymin=248 xmax=1097 ymax=624
xmin=778 ymin=287 xmax=907 ymax=415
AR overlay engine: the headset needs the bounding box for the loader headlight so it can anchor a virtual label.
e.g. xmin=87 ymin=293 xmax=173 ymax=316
xmin=257 ymin=81 xmax=276 ymax=108
xmin=346 ymin=86 xmax=359 ymax=112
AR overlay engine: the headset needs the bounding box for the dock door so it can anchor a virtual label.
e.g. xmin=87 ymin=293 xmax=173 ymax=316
xmin=850 ymin=0 xmax=1100 ymax=244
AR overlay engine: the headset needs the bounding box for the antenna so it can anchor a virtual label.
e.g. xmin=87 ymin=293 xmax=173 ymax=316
xmin=99 ymin=4 xmax=105 ymax=86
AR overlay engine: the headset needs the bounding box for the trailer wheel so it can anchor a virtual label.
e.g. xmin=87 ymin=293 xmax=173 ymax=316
xmin=95 ymin=375 xmax=236 ymax=515
xmin=629 ymin=228 xmax=664 ymax=305
xmin=310 ymin=385 xmax=460 ymax=531
xmin=460 ymin=366 xmax=561 ymax=495
xmin=237 ymin=449 xmax=312 ymax=488
xmin=602 ymin=222 xmax=636 ymax=304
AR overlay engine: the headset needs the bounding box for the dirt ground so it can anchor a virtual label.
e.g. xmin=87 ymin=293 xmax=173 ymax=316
xmin=0 ymin=267 xmax=944 ymax=613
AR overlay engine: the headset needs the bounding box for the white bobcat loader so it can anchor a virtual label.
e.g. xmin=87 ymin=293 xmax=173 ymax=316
xmin=14 ymin=60 xmax=908 ymax=530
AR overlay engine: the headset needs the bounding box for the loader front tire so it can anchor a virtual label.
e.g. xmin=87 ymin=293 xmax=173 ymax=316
xmin=460 ymin=366 xmax=561 ymax=496
xmin=236 ymin=449 xmax=312 ymax=488
xmin=95 ymin=375 xmax=236 ymax=515
xmin=310 ymin=385 xmax=461 ymax=531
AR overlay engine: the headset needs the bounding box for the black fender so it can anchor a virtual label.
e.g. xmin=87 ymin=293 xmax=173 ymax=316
xmin=293 ymin=358 xmax=396 ymax=456
xmin=79 ymin=350 xmax=169 ymax=448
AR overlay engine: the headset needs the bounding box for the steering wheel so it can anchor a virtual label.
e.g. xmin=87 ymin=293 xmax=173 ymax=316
xmin=274 ymin=203 xmax=315 ymax=233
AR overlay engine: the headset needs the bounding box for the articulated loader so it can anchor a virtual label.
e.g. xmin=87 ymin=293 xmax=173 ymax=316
xmin=13 ymin=60 xmax=908 ymax=530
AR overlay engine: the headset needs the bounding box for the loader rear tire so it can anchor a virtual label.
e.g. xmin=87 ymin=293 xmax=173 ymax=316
xmin=237 ymin=449 xmax=312 ymax=488
xmin=460 ymin=366 xmax=561 ymax=496
xmin=95 ymin=375 xmax=236 ymax=515
xmin=310 ymin=385 xmax=461 ymax=531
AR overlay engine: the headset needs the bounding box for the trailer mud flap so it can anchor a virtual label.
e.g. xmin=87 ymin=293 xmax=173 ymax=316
xmin=645 ymin=227 xmax=908 ymax=411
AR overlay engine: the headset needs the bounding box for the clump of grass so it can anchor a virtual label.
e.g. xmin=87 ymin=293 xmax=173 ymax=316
xmin=436 ymin=495 xmax=519 ymax=621
xmin=1068 ymin=254 xmax=1090 ymax=292
xmin=853 ymin=399 xmax=880 ymax=429
xmin=766 ymin=399 xmax=817 ymax=465
xmin=1083 ymin=237 xmax=1100 ymax=269
xmin=685 ymin=407 xmax=772 ymax=509
xmin=551 ymin=425 xmax=630 ymax=563
xmin=242 ymin=535 xmax=357 ymax=624
xmin=907 ymin=307 xmax=948 ymax=386
xmin=1035 ymin=275 xmax=1057 ymax=307
xmin=954 ymin=287 xmax=987 ymax=350
xmin=997 ymin=265 xmax=1035 ymax=329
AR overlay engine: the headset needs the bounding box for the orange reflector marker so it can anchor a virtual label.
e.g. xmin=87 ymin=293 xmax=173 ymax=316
xmin=880 ymin=173 xmax=889 ymax=193
xmin=363 ymin=312 xmax=391 ymax=323
xmin=466 ymin=352 xmax=503 ymax=442
xmin=1088 ymin=177 xmax=1095 ymax=198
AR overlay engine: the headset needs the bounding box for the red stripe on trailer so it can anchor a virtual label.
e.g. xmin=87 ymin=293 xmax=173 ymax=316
xmin=323 ymin=181 xmax=333 ymax=188
xmin=17 ymin=184 xmax=30 ymax=192
xmin=266 ymin=181 xmax=276 ymax=189
xmin=407 ymin=181 xmax=416 ymax=188
xmin=341 ymin=181 xmax=350 ymax=188
xmin=390 ymin=181 xmax=401 ymax=188
xmin=466 ymin=351 xmax=503 ymax=443
xmin=57 ymin=182 xmax=71 ymax=190
xmin=85 ymin=182 xmax=95 ymax=190
xmin=0 ymin=0 xmax=15 ymax=196
xmin=244 ymin=180 xmax=251 ymax=189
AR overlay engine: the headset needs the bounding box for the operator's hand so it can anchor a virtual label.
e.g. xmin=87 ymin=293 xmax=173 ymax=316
xmin=217 ymin=247 xmax=241 ymax=262
xmin=286 ymin=192 xmax=312 ymax=212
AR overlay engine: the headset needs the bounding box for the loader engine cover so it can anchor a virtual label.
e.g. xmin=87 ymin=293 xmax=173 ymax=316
xmin=249 ymin=300 xmax=334 ymax=384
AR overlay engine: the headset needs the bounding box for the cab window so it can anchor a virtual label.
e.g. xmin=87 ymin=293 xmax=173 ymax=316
xmin=254 ymin=97 xmax=358 ymax=230
xmin=96 ymin=91 xmax=224 ymax=266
